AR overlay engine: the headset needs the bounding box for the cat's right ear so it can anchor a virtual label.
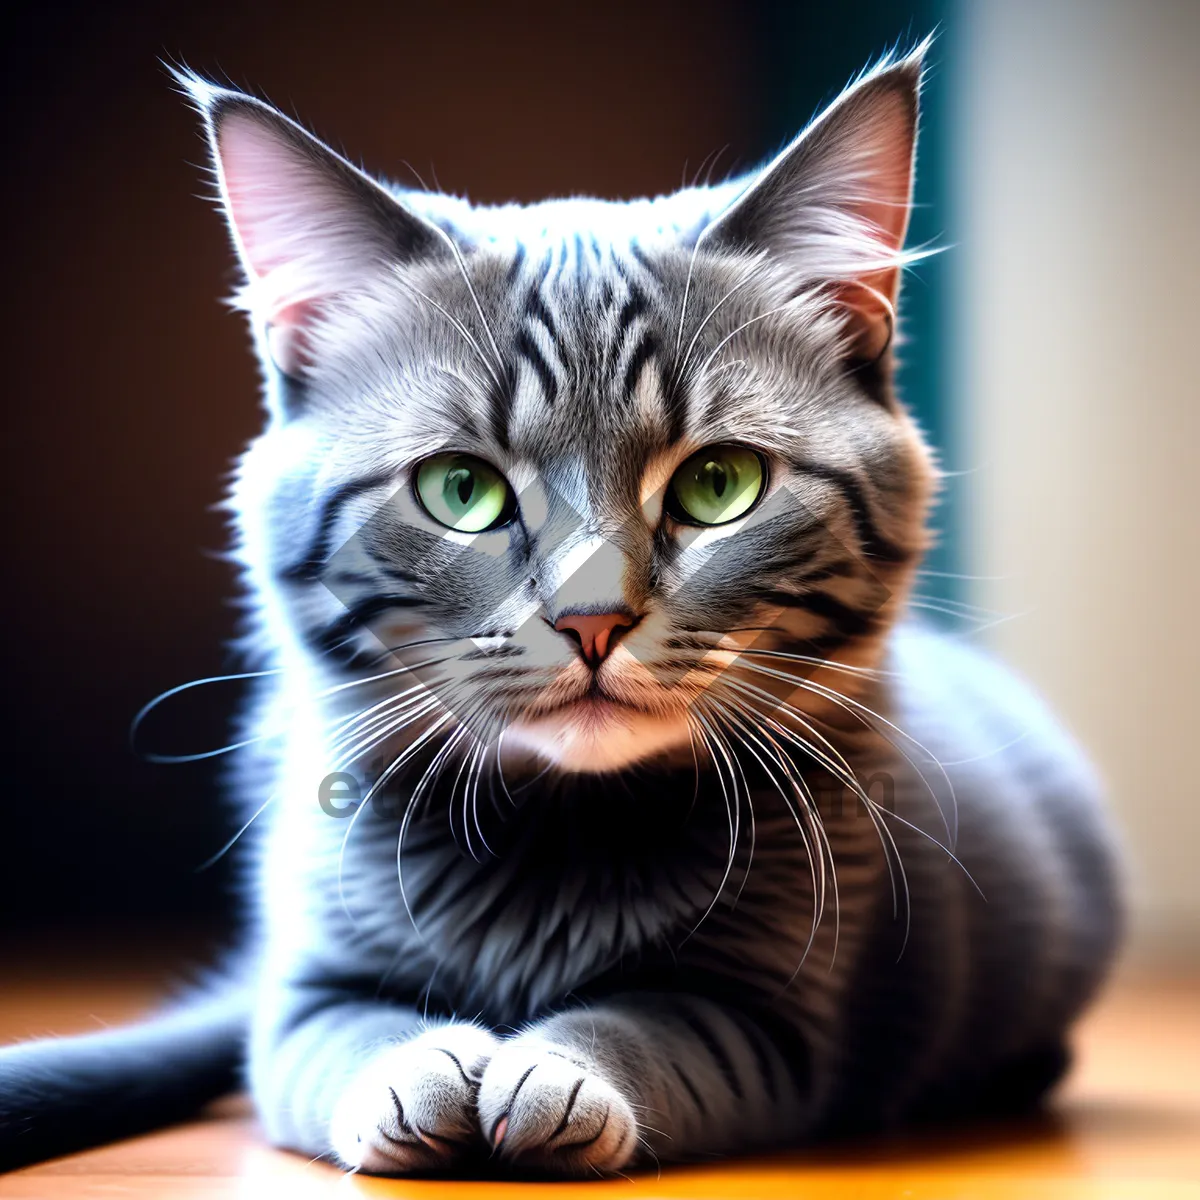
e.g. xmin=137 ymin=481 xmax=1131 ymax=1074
xmin=174 ymin=71 xmax=450 ymax=378
xmin=697 ymin=43 xmax=928 ymax=367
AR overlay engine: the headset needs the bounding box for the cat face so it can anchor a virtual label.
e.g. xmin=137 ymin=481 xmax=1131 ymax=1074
xmin=185 ymin=52 xmax=936 ymax=774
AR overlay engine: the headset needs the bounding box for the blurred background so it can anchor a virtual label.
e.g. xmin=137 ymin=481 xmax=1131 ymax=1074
xmin=0 ymin=0 xmax=1195 ymax=972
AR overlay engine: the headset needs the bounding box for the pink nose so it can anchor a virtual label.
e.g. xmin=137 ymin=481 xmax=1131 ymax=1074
xmin=554 ymin=611 xmax=635 ymax=667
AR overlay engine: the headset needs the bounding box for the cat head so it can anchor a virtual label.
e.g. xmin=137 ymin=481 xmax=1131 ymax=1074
xmin=180 ymin=45 xmax=937 ymax=775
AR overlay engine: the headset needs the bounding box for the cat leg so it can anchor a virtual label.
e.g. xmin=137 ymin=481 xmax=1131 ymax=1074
xmin=250 ymin=992 xmax=498 ymax=1174
xmin=476 ymin=992 xmax=810 ymax=1176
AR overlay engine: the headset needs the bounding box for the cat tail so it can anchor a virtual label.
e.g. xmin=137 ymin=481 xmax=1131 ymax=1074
xmin=0 ymin=983 xmax=249 ymax=1172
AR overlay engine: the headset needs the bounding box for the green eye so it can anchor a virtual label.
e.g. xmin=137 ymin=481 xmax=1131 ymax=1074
xmin=666 ymin=444 xmax=766 ymax=526
xmin=414 ymin=453 xmax=516 ymax=532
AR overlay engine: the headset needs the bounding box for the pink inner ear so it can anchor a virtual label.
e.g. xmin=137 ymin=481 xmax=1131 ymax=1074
xmin=828 ymin=91 xmax=917 ymax=361
xmin=218 ymin=116 xmax=315 ymax=280
xmin=264 ymin=304 xmax=320 ymax=376
xmin=214 ymin=111 xmax=385 ymax=369
xmin=833 ymin=277 xmax=896 ymax=364
xmin=849 ymin=121 xmax=915 ymax=255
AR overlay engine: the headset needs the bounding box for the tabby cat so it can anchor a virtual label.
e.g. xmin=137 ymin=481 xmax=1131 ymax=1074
xmin=0 ymin=43 xmax=1121 ymax=1177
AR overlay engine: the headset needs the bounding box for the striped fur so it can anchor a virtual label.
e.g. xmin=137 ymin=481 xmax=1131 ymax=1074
xmin=0 ymin=43 xmax=1120 ymax=1177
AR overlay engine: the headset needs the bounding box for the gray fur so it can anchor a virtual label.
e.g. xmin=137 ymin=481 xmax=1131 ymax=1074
xmin=0 ymin=43 xmax=1120 ymax=1177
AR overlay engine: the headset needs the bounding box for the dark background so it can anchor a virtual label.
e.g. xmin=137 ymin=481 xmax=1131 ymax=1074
xmin=0 ymin=0 xmax=947 ymax=937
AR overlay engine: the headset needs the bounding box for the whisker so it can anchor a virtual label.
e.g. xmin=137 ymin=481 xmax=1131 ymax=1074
xmin=315 ymin=637 xmax=468 ymax=699
xmin=337 ymin=708 xmax=455 ymax=925
xmin=325 ymin=663 xmax=449 ymax=746
xmin=908 ymin=592 xmax=1003 ymax=617
xmin=711 ymin=695 xmax=835 ymax=964
xmin=716 ymin=689 xmax=849 ymax=958
xmin=470 ymin=737 xmax=498 ymax=857
xmin=397 ymin=698 xmax=496 ymax=930
xmin=194 ymin=791 xmax=278 ymax=872
xmin=722 ymin=669 xmax=983 ymax=937
xmin=393 ymin=719 xmax=479 ymax=932
xmin=331 ymin=691 xmax=445 ymax=770
xmin=705 ymin=695 xmax=827 ymax=966
xmin=907 ymin=598 xmax=1003 ymax=624
xmin=947 ymin=610 xmax=1033 ymax=639
xmin=705 ymin=703 xmax=756 ymax=910
xmin=395 ymin=275 xmax=503 ymax=393
xmin=732 ymin=658 xmax=960 ymax=851
xmin=868 ymin=800 xmax=984 ymax=900
xmin=940 ymin=730 xmax=1032 ymax=766
xmin=635 ymin=1132 xmax=664 ymax=1180
xmin=670 ymin=271 xmax=756 ymax=393
xmin=680 ymin=708 xmax=740 ymax=944
xmin=685 ymin=718 xmax=703 ymax=823
xmin=695 ymin=295 xmax=809 ymax=380
xmin=449 ymin=727 xmax=482 ymax=862
xmin=718 ymin=674 xmax=907 ymax=934
xmin=130 ymin=667 xmax=282 ymax=749
xmin=494 ymin=729 xmax=518 ymax=810
xmin=915 ymin=568 xmax=1009 ymax=583
xmin=731 ymin=645 xmax=885 ymax=681
xmin=672 ymin=226 xmax=706 ymax=375
xmin=132 ymin=639 xmax=464 ymax=765
xmin=136 ymin=731 xmax=280 ymax=766
xmin=442 ymin=236 xmax=507 ymax=378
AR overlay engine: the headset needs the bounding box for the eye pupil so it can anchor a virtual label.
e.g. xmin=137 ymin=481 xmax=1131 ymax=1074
xmin=704 ymin=461 xmax=728 ymax=498
xmin=448 ymin=467 xmax=474 ymax=507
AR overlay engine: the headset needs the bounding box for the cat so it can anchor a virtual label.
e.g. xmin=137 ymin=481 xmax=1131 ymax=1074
xmin=0 ymin=42 xmax=1122 ymax=1177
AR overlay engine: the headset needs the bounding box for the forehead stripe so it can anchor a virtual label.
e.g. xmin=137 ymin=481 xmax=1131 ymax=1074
xmin=505 ymin=241 xmax=527 ymax=284
xmin=615 ymin=283 xmax=649 ymax=336
xmin=487 ymin=364 xmax=515 ymax=451
xmin=662 ymin=371 xmax=691 ymax=443
xmin=525 ymin=285 xmax=558 ymax=339
xmin=514 ymin=326 xmax=558 ymax=407
xmin=623 ymin=330 xmax=659 ymax=401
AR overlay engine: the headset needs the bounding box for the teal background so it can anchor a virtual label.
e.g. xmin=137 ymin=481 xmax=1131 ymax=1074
xmin=751 ymin=4 xmax=960 ymax=604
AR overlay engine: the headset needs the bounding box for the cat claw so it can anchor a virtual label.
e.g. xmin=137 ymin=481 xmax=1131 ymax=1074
xmin=330 ymin=1022 xmax=497 ymax=1174
xmin=477 ymin=1038 xmax=638 ymax=1176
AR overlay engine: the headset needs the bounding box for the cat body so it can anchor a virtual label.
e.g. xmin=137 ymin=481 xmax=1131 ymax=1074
xmin=244 ymin=621 xmax=1116 ymax=1172
xmin=0 ymin=44 xmax=1121 ymax=1176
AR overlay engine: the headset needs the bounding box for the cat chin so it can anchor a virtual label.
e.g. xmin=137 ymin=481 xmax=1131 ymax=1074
xmin=504 ymin=703 xmax=692 ymax=775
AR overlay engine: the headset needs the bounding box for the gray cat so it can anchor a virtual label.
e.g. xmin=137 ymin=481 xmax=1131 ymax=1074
xmin=0 ymin=42 xmax=1121 ymax=1177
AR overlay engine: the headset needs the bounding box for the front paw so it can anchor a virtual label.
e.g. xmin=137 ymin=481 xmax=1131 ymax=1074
xmin=477 ymin=1037 xmax=638 ymax=1177
xmin=330 ymin=1022 xmax=497 ymax=1174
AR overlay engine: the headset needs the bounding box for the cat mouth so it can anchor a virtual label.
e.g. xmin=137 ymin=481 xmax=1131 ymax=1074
xmin=527 ymin=682 xmax=652 ymax=723
xmin=506 ymin=685 xmax=693 ymax=772
xmin=561 ymin=696 xmax=639 ymax=722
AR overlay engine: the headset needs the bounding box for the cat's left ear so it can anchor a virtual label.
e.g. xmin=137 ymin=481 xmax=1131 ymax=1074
xmin=702 ymin=43 xmax=927 ymax=364
xmin=175 ymin=71 xmax=452 ymax=377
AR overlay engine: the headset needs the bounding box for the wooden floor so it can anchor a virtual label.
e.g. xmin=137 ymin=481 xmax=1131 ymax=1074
xmin=1 ymin=962 xmax=1197 ymax=1199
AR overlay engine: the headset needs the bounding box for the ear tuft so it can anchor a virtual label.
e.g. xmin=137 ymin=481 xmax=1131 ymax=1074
xmin=172 ymin=69 xmax=448 ymax=377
